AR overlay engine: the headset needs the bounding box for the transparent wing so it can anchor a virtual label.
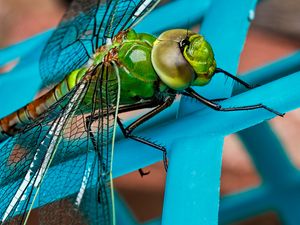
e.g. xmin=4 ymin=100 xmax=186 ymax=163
xmin=0 ymin=63 xmax=120 ymax=225
xmin=37 ymin=63 xmax=120 ymax=225
xmin=40 ymin=0 xmax=161 ymax=86
xmin=0 ymin=80 xmax=89 ymax=224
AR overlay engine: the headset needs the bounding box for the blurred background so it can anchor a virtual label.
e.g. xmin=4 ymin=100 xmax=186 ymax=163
xmin=0 ymin=0 xmax=300 ymax=224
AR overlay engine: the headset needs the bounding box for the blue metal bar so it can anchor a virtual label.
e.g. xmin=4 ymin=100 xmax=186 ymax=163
xmin=162 ymin=136 xmax=224 ymax=225
xmin=136 ymin=0 xmax=211 ymax=34
xmin=162 ymin=1 xmax=258 ymax=224
xmin=278 ymin=195 xmax=300 ymax=225
xmin=219 ymin=186 xmax=277 ymax=224
xmin=220 ymin=111 xmax=300 ymax=224
xmin=220 ymin=50 xmax=300 ymax=224
xmin=239 ymin=123 xmax=298 ymax=184
xmin=162 ymin=0 xmax=256 ymax=224
xmin=0 ymin=30 xmax=52 ymax=66
xmin=0 ymin=30 xmax=52 ymax=118
xmin=220 ymin=176 xmax=300 ymax=225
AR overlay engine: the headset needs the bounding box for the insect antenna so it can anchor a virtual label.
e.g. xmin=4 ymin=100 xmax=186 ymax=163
xmin=185 ymin=18 xmax=191 ymax=35
xmin=185 ymin=26 xmax=189 ymax=38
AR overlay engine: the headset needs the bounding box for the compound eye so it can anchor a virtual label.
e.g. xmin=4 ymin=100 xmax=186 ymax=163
xmin=152 ymin=30 xmax=195 ymax=91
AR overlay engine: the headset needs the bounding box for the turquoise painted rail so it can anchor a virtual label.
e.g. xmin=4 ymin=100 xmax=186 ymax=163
xmin=220 ymin=51 xmax=300 ymax=225
xmin=1 ymin=0 xmax=300 ymax=224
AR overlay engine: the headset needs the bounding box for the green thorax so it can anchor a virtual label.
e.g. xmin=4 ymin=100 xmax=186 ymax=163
xmin=62 ymin=30 xmax=160 ymax=105
xmin=94 ymin=29 xmax=161 ymax=104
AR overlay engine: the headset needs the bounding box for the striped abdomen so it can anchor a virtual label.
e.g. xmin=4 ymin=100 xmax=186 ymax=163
xmin=0 ymin=68 xmax=87 ymax=142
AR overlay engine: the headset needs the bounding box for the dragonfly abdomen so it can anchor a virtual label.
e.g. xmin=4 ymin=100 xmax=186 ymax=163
xmin=0 ymin=68 xmax=87 ymax=141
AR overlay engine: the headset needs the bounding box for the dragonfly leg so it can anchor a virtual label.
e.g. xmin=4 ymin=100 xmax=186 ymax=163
xmin=182 ymin=92 xmax=227 ymax=102
xmin=122 ymin=96 xmax=175 ymax=133
xmin=185 ymin=87 xmax=284 ymax=117
xmin=209 ymin=98 xmax=228 ymax=102
xmin=138 ymin=168 xmax=150 ymax=177
xmin=85 ymin=115 xmax=99 ymax=152
xmin=117 ymin=100 xmax=159 ymax=114
xmin=117 ymin=96 xmax=175 ymax=171
xmin=215 ymin=68 xmax=256 ymax=89
xmin=117 ymin=117 xmax=169 ymax=171
xmin=84 ymin=100 xmax=164 ymax=157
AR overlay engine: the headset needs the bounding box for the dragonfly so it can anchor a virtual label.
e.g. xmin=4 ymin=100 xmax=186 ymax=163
xmin=0 ymin=0 xmax=284 ymax=224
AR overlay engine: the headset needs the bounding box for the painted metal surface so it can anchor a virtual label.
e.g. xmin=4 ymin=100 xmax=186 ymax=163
xmin=162 ymin=0 xmax=258 ymax=224
xmin=0 ymin=31 xmax=52 ymax=118
xmin=162 ymin=136 xmax=223 ymax=225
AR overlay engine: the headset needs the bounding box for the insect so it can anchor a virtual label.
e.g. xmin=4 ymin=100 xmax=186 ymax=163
xmin=0 ymin=0 xmax=283 ymax=224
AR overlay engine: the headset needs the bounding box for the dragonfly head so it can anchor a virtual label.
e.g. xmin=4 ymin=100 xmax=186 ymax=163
xmin=152 ymin=29 xmax=216 ymax=91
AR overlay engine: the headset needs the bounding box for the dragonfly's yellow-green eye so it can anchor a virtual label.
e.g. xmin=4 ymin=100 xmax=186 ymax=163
xmin=151 ymin=29 xmax=196 ymax=91
xmin=183 ymin=34 xmax=216 ymax=86
xmin=152 ymin=29 xmax=216 ymax=90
